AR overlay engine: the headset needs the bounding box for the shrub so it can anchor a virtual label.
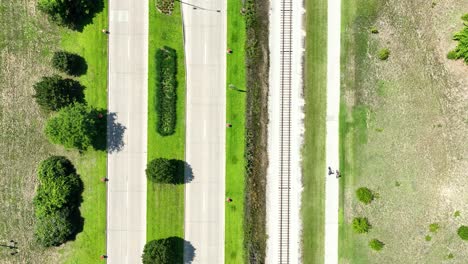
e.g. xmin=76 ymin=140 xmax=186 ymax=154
xmin=142 ymin=237 xmax=180 ymax=264
xmin=45 ymin=103 xmax=98 ymax=151
xmin=429 ymin=223 xmax=439 ymax=233
xmin=33 ymin=75 xmax=85 ymax=111
xmin=352 ymin=217 xmax=371 ymax=234
xmin=33 ymin=156 xmax=83 ymax=247
xmin=447 ymin=253 xmax=454 ymax=259
xmin=425 ymin=235 xmax=432 ymax=241
xmin=156 ymin=0 xmax=175 ymax=14
xmin=369 ymin=239 xmax=384 ymax=251
xmin=356 ymin=187 xmax=374 ymax=204
xmin=454 ymin=211 xmax=461 ymax=217
xmin=156 ymin=47 xmax=177 ymax=136
xmin=52 ymin=51 xmax=87 ymax=76
xmin=462 ymin=13 xmax=468 ymax=22
xmin=146 ymin=158 xmax=177 ymax=184
xmin=457 ymin=226 xmax=468 ymax=240
xmin=378 ymin=48 xmax=390 ymax=60
xmin=37 ymin=0 xmax=102 ymax=30
xmin=447 ymin=20 xmax=468 ymax=63
xmin=370 ymin=27 xmax=379 ymax=34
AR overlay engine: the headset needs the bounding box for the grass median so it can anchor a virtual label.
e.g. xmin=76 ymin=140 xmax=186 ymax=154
xmin=226 ymin=0 xmax=247 ymax=262
xmin=301 ymin=0 xmax=327 ymax=262
xmin=60 ymin=3 xmax=108 ymax=263
xmin=147 ymin=0 xmax=186 ymax=247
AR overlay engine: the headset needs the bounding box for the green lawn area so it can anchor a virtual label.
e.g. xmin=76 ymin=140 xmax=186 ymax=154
xmin=59 ymin=3 xmax=108 ymax=264
xmin=146 ymin=0 xmax=186 ymax=244
xmin=301 ymin=0 xmax=327 ymax=262
xmin=225 ymin=0 xmax=247 ymax=263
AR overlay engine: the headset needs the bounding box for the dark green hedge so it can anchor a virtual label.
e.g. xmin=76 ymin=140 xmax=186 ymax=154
xmin=33 ymin=156 xmax=83 ymax=247
xmin=156 ymin=47 xmax=177 ymax=136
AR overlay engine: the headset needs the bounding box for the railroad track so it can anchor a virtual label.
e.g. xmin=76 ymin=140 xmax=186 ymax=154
xmin=279 ymin=0 xmax=292 ymax=262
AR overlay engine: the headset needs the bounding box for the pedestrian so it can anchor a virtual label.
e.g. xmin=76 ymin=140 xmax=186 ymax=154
xmin=328 ymin=166 xmax=334 ymax=175
xmin=100 ymin=255 xmax=108 ymax=259
xmin=226 ymin=197 xmax=233 ymax=203
xmin=227 ymin=49 xmax=233 ymax=54
xmin=100 ymin=177 xmax=109 ymax=182
xmin=226 ymin=123 xmax=232 ymax=128
xmin=101 ymin=29 xmax=109 ymax=34
xmin=335 ymin=170 xmax=341 ymax=179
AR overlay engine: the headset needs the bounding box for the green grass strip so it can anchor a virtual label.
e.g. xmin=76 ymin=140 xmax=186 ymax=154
xmin=59 ymin=3 xmax=108 ymax=263
xmin=147 ymin=0 xmax=186 ymax=244
xmin=301 ymin=0 xmax=327 ymax=262
xmin=226 ymin=0 xmax=247 ymax=262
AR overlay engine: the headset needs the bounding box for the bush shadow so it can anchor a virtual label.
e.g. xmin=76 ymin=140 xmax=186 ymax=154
xmin=172 ymin=160 xmax=194 ymax=184
xmin=65 ymin=161 xmax=85 ymax=243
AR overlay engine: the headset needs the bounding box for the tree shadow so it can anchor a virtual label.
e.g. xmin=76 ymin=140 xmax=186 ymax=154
xmin=163 ymin=237 xmax=195 ymax=263
xmin=89 ymin=111 xmax=126 ymax=152
xmin=106 ymin=112 xmax=126 ymax=153
xmin=183 ymin=239 xmax=196 ymax=263
xmin=70 ymin=0 xmax=105 ymax=32
xmin=172 ymin=160 xmax=194 ymax=184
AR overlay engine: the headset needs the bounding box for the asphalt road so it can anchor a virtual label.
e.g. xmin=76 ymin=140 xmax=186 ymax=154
xmin=106 ymin=0 xmax=148 ymax=263
xmin=324 ymin=0 xmax=341 ymax=261
xmin=182 ymin=0 xmax=226 ymax=262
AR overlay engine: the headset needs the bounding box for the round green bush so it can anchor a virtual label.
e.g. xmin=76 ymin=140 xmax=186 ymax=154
xmin=142 ymin=238 xmax=178 ymax=264
xmin=352 ymin=217 xmax=371 ymax=234
xmin=457 ymin=226 xmax=468 ymax=240
xmin=146 ymin=158 xmax=177 ymax=184
xmin=378 ymin=48 xmax=390 ymax=60
xmin=356 ymin=187 xmax=374 ymax=204
xmin=369 ymin=239 xmax=384 ymax=251
xmin=33 ymin=75 xmax=85 ymax=111
xmin=52 ymin=51 xmax=87 ymax=76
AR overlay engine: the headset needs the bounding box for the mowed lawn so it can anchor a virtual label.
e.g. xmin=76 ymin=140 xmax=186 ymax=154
xmin=147 ymin=0 xmax=186 ymax=244
xmin=301 ymin=0 xmax=327 ymax=262
xmin=339 ymin=0 xmax=468 ymax=263
xmin=60 ymin=3 xmax=108 ymax=264
xmin=226 ymin=0 xmax=247 ymax=262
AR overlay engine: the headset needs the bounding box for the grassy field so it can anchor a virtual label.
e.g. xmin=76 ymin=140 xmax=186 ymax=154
xmin=339 ymin=0 xmax=468 ymax=263
xmin=301 ymin=0 xmax=327 ymax=262
xmin=0 ymin=0 xmax=107 ymax=263
xmin=146 ymin=0 xmax=186 ymax=244
xmin=225 ymin=0 xmax=247 ymax=262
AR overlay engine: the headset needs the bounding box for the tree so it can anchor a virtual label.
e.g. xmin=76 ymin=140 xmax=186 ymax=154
xmin=34 ymin=208 xmax=77 ymax=247
xmin=52 ymin=51 xmax=87 ymax=76
xmin=146 ymin=158 xmax=177 ymax=184
xmin=37 ymin=0 xmax=102 ymax=30
xmin=352 ymin=217 xmax=371 ymax=234
xmin=142 ymin=238 xmax=178 ymax=264
xmin=33 ymin=75 xmax=85 ymax=111
xmin=369 ymin=239 xmax=384 ymax=251
xmin=457 ymin=226 xmax=468 ymax=240
xmin=45 ymin=103 xmax=98 ymax=151
xmin=356 ymin=187 xmax=374 ymax=204
xmin=33 ymin=156 xmax=83 ymax=247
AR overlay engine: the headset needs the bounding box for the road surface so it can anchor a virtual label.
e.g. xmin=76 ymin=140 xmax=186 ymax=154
xmin=106 ymin=0 xmax=148 ymax=263
xmin=324 ymin=0 xmax=341 ymax=261
xmin=182 ymin=0 xmax=226 ymax=262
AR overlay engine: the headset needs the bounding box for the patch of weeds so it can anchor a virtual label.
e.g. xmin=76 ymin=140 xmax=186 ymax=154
xmin=447 ymin=15 xmax=468 ymax=63
xmin=352 ymin=217 xmax=371 ymax=234
xmin=370 ymin=26 xmax=379 ymax=34
xmin=431 ymin=1 xmax=436 ymax=8
xmin=395 ymin=181 xmax=401 ymax=187
xmin=447 ymin=253 xmax=454 ymax=259
xmin=369 ymin=239 xmax=384 ymax=251
xmin=429 ymin=223 xmax=439 ymax=233
xmin=375 ymin=128 xmax=384 ymax=132
xmin=454 ymin=211 xmax=461 ymax=217
xmin=378 ymin=48 xmax=390 ymax=60
xmin=356 ymin=187 xmax=375 ymax=204
xmin=425 ymin=235 xmax=432 ymax=241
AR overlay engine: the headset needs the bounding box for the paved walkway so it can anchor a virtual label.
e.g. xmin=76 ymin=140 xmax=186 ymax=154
xmin=182 ymin=0 xmax=226 ymax=262
xmin=324 ymin=0 xmax=341 ymax=261
xmin=106 ymin=0 xmax=148 ymax=263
